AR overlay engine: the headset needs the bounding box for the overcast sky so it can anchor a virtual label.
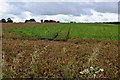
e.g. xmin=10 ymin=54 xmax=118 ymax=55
xmin=0 ymin=0 xmax=119 ymax=22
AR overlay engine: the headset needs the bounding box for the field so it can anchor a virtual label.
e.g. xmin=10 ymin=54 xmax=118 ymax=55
xmin=2 ymin=23 xmax=119 ymax=79
xmin=3 ymin=23 xmax=118 ymax=40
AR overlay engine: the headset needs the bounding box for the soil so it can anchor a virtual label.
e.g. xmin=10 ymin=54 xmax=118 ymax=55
xmin=2 ymin=23 xmax=60 ymax=29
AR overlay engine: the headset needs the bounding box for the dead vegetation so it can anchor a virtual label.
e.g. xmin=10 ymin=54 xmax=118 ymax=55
xmin=2 ymin=36 xmax=118 ymax=79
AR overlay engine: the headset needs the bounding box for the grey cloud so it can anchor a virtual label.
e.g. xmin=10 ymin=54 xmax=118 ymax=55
xmin=24 ymin=2 xmax=89 ymax=16
xmin=0 ymin=2 xmax=118 ymax=22
xmin=6 ymin=2 xmax=118 ymax=16
xmin=92 ymin=2 xmax=118 ymax=13
xmin=6 ymin=2 xmax=26 ymax=15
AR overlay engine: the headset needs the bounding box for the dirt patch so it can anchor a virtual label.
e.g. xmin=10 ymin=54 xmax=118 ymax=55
xmin=2 ymin=23 xmax=60 ymax=29
xmin=2 ymin=33 xmax=118 ymax=79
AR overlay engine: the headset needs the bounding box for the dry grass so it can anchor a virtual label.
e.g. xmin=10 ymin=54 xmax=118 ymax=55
xmin=2 ymin=37 xmax=118 ymax=79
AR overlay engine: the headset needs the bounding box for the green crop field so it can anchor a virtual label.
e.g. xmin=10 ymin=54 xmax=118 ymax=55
xmin=4 ymin=23 xmax=118 ymax=40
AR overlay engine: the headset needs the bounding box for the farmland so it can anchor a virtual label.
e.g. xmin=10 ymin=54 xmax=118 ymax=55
xmin=3 ymin=23 xmax=118 ymax=40
xmin=2 ymin=23 xmax=119 ymax=79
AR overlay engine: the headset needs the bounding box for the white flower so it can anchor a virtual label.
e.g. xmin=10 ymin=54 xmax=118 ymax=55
xmin=80 ymin=69 xmax=89 ymax=74
xmin=90 ymin=66 xmax=94 ymax=71
xmin=100 ymin=69 xmax=104 ymax=72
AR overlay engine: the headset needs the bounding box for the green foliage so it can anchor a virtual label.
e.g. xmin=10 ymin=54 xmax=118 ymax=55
xmin=4 ymin=23 xmax=118 ymax=40
xmin=69 ymin=23 xmax=118 ymax=40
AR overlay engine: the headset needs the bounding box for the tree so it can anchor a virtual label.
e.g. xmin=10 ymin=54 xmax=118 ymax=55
xmin=25 ymin=18 xmax=36 ymax=23
xmin=25 ymin=20 xmax=28 ymax=23
xmin=1 ymin=18 xmax=6 ymax=23
xmin=7 ymin=18 xmax=13 ymax=23
xmin=41 ymin=19 xmax=43 ymax=23
xmin=29 ymin=18 xmax=36 ymax=22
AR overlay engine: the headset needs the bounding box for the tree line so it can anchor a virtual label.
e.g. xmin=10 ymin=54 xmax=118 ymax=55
xmin=0 ymin=18 xmax=119 ymax=24
xmin=0 ymin=18 xmax=13 ymax=23
xmin=0 ymin=18 xmax=60 ymax=23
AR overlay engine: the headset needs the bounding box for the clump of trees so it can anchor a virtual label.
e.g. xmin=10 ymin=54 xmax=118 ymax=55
xmin=40 ymin=19 xmax=59 ymax=23
xmin=25 ymin=19 xmax=36 ymax=23
xmin=44 ymin=20 xmax=59 ymax=23
xmin=25 ymin=19 xmax=59 ymax=23
xmin=1 ymin=18 xmax=6 ymax=23
xmin=0 ymin=18 xmax=13 ymax=23
xmin=70 ymin=21 xmax=76 ymax=23
xmin=0 ymin=18 xmax=60 ymax=23
xmin=7 ymin=18 xmax=13 ymax=23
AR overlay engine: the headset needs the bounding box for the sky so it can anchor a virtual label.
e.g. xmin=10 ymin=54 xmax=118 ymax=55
xmin=0 ymin=0 xmax=119 ymax=22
